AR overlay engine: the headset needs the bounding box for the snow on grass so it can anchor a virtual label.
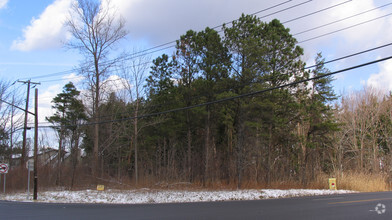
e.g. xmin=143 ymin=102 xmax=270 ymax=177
xmin=1 ymin=189 xmax=354 ymax=204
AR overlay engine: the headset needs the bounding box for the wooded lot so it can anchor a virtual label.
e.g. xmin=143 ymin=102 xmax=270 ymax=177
xmin=1 ymin=12 xmax=392 ymax=190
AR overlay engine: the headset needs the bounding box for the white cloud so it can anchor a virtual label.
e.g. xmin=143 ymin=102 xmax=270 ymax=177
xmin=39 ymin=77 xmax=89 ymax=124
xmin=12 ymin=0 xmax=390 ymax=55
xmin=11 ymin=0 xmax=74 ymax=51
xmin=10 ymin=0 xmax=134 ymax=52
xmin=0 ymin=0 xmax=8 ymax=9
xmin=103 ymin=75 xmax=128 ymax=93
xmin=10 ymin=0 xmax=392 ymax=94
xmin=39 ymin=84 xmax=62 ymax=123
xmin=367 ymin=59 xmax=392 ymax=92
xmin=63 ymin=73 xmax=84 ymax=85
xmin=326 ymin=0 xmax=390 ymax=49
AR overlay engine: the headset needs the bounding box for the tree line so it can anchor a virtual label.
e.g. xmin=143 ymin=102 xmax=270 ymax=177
xmin=1 ymin=1 xmax=391 ymax=189
xmin=48 ymin=11 xmax=392 ymax=188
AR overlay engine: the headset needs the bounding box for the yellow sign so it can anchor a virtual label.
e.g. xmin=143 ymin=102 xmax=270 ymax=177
xmin=328 ymin=178 xmax=337 ymax=190
xmin=97 ymin=185 xmax=105 ymax=191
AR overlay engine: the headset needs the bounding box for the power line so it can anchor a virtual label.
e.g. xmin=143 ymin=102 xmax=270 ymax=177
xmin=293 ymin=2 xmax=392 ymax=36
xmin=14 ymin=0 xmax=390 ymax=116
xmin=101 ymin=40 xmax=392 ymax=118
xmin=45 ymin=24 xmax=392 ymax=86
xmin=117 ymin=3 xmax=391 ymax=70
xmin=41 ymin=41 xmax=392 ymax=121
xmin=298 ymin=12 xmax=392 ymax=43
xmin=39 ymin=60 xmax=152 ymax=83
xmin=114 ymin=41 xmax=392 ymax=119
xmin=36 ymin=11 xmax=387 ymax=85
xmin=132 ymin=0 xmax=295 ymax=57
xmin=90 ymin=0 xmax=353 ymax=68
xmin=86 ymin=0 xmax=315 ymax=68
xmin=39 ymin=55 xmax=392 ymax=129
xmin=123 ymin=0 xmax=295 ymax=59
xmin=210 ymin=0 xmax=293 ymax=30
xmin=133 ymin=0 xmax=313 ymax=59
xmin=22 ymin=0 xmax=315 ymax=82
xmin=0 ymin=98 xmax=35 ymax=115
xmin=7 ymin=82 xmax=24 ymax=97
xmin=97 ymin=55 xmax=392 ymax=123
xmin=256 ymin=0 xmax=312 ymax=21
xmin=28 ymin=8 xmax=392 ymax=119
xmin=24 ymin=69 xmax=77 ymax=80
xmin=305 ymin=42 xmax=392 ymax=69
xmin=282 ymin=0 xmax=352 ymax=24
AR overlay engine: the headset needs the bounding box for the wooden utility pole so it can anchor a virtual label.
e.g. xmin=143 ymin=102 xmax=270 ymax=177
xmin=33 ymin=88 xmax=38 ymax=200
xmin=17 ymin=80 xmax=40 ymax=167
xmin=0 ymin=85 xmax=39 ymax=200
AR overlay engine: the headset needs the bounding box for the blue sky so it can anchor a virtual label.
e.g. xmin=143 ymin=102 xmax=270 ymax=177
xmin=1 ymin=0 xmax=392 ymax=127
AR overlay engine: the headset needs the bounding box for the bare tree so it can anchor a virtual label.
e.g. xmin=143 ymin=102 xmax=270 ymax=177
xmin=337 ymin=87 xmax=386 ymax=172
xmin=66 ymin=0 xmax=128 ymax=176
xmin=118 ymin=50 xmax=151 ymax=185
xmin=0 ymin=80 xmax=24 ymax=164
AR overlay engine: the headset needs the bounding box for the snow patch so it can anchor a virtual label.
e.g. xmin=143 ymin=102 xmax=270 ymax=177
xmin=2 ymin=189 xmax=354 ymax=204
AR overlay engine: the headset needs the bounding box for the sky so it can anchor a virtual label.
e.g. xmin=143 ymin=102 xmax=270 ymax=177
xmin=0 ymin=0 xmax=392 ymax=140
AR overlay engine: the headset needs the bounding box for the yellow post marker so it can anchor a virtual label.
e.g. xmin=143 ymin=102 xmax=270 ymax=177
xmin=97 ymin=185 xmax=105 ymax=191
xmin=328 ymin=178 xmax=337 ymax=190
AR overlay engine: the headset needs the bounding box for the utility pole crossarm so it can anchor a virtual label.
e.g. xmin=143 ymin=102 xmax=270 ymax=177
xmin=17 ymin=80 xmax=40 ymax=86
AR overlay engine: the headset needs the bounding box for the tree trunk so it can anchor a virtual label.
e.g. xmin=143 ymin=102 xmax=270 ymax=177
xmin=164 ymin=137 xmax=167 ymax=181
xmin=265 ymin=124 xmax=273 ymax=186
xmin=204 ymin=106 xmax=211 ymax=185
xmin=236 ymin=104 xmax=244 ymax=189
xmin=186 ymin=110 xmax=192 ymax=181
xmin=93 ymin=56 xmax=100 ymax=178
xmin=134 ymin=100 xmax=139 ymax=185
xmin=70 ymin=131 xmax=80 ymax=189
xmin=57 ymin=132 xmax=63 ymax=186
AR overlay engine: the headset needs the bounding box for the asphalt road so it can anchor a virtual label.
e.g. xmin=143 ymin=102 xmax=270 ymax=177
xmin=1 ymin=191 xmax=392 ymax=220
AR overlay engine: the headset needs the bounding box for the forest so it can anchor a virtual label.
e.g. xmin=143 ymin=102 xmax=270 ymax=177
xmin=2 ymin=12 xmax=392 ymax=191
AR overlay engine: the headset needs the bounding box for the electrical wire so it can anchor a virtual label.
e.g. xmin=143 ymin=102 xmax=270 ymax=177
xmin=118 ymin=0 xmax=315 ymax=64
xmin=127 ymin=0 xmax=295 ymax=58
xmin=33 ymin=1 xmax=383 ymax=84
xmin=20 ymin=0 xmax=315 ymax=82
xmin=7 ymin=19 xmax=392 ymax=119
xmin=298 ymin=12 xmax=392 ymax=43
xmin=41 ymin=41 xmax=392 ymax=121
xmin=7 ymin=1 xmax=390 ymax=125
xmin=282 ymin=0 xmax=352 ymax=24
xmin=38 ymin=55 xmax=392 ymax=129
xmin=0 ymin=98 xmax=35 ymax=115
xmin=37 ymin=16 xmax=392 ymax=84
xmin=293 ymin=2 xmax=392 ymax=36
xmin=305 ymin=42 xmax=392 ymax=69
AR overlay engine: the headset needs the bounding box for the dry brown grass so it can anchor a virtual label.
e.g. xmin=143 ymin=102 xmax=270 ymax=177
xmin=5 ymin=164 xmax=390 ymax=193
xmin=132 ymin=172 xmax=391 ymax=192
xmin=310 ymin=172 xmax=388 ymax=192
xmin=335 ymin=172 xmax=388 ymax=192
